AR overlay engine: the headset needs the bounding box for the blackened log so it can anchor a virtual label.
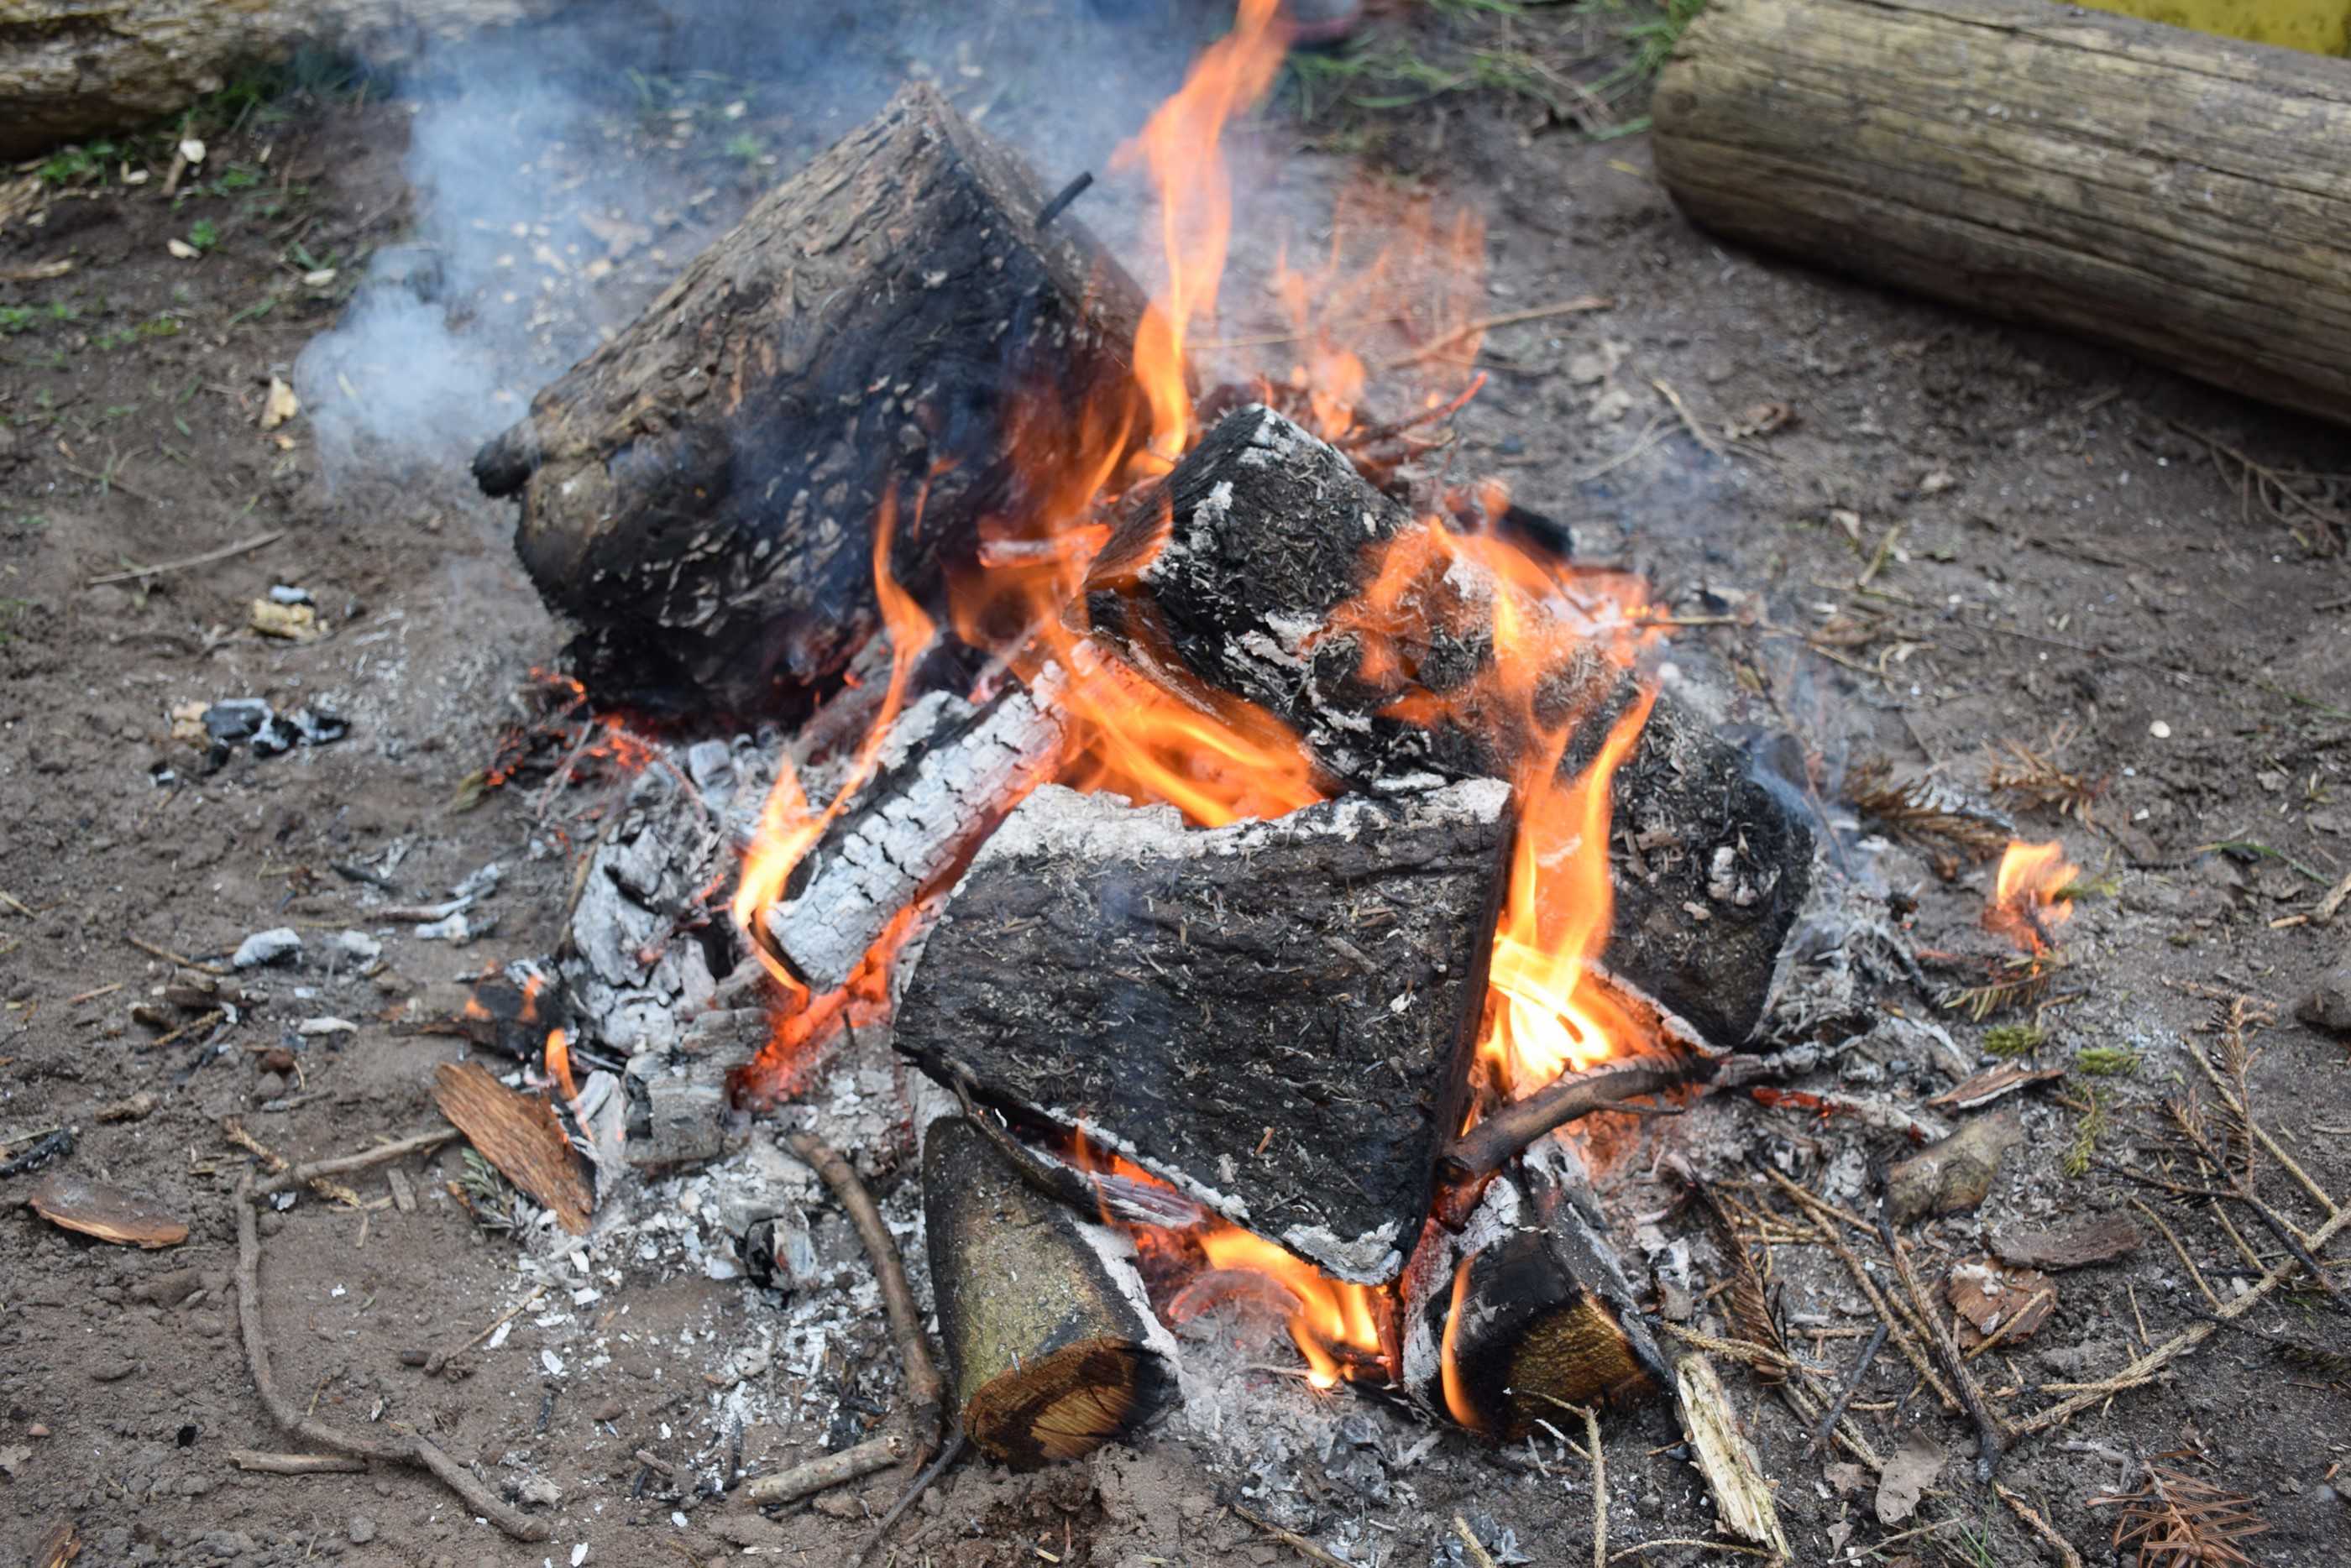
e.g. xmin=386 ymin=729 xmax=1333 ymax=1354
xmin=1087 ymin=404 xmax=1812 ymax=1047
xmin=475 ymin=82 xmax=1150 ymax=714
xmin=761 ymin=683 xmax=1064 ymax=991
xmin=893 ymin=779 xmax=1512 ymax=1284
xmin=924 ymin=1116 xmax=1176 ymax=1468
xmin=1400 ymin=1137 xmax=1666 ymax=1438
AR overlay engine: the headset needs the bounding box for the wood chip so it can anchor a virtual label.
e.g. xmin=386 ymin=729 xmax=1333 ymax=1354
xmin=1673 ymin=1356 xmax=1788 ymax=1556
xmin=28 ymin=1173 xmax=189 ymax=1249
xmin=432 ymin=1063 xmax=591 ymax=1235
xmin=1992 ymin=1213 xmax=2142 ymax=1272
xmin=1947 ymin=1257 xmax=2055 ymax=1350
xmin=32 ymin=1520 xmax=79 ymax=1568
xmin=1928 ymin=1064 xmax=2064 ymax=1111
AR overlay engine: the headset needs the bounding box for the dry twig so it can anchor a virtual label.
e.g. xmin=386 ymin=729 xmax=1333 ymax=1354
xmin=2091 ymin=1462 xmax=2269 ymax=1565
xmin=1876 ymin=1194 xmax=2002 ymax=1482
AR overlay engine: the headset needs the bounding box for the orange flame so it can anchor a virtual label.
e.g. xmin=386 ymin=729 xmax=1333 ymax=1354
xmin=544 ymin=1026 xmax=579 ymax=1107
xmin=1987 ymin=839 xmax=2077 ymax=954
xmin=1438 ymin=1251 xmax=1483 ymax=1430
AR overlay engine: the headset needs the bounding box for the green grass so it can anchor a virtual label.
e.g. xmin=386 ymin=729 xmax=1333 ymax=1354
xmin=1622 ymin=0 xmax=1707 ymax=77
xmin=0 ymin=599 xmax=29 ymax=647
xmin=2074 ymin=1045 xmax=2139 ymax=1077
xmin=92 ymin=316 xmax=181 ymax=353
xmin=1982 ymin=1023 xmax=2045 ymax=1058
xmin=724 ymin=131 xmax=766 ymax=166
xmin=186 ymin=218 xmax=222 ymax=252
xmin=38 ymin=140 xmax=118 ymax=186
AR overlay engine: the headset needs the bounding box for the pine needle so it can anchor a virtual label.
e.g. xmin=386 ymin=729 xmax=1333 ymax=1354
xmin=2092 ymin=1463 xmax=2269 ymax=1565
xmin=1848 ymin=758 xmax=2013 ymax=857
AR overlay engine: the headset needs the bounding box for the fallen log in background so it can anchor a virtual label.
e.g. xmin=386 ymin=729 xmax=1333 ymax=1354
xmin=1400 ymin=1137 xmax=1667 ymax=1438
xmin=0 ymin=0 xmax=558 ymax=158
xmin=476 ymin=82 xmax=1151 ymax=714
xmin=893 ymin=778 xmax=1511 ymax=1284
xmin=924 ymin=1116 xmax=1176 ymax=1468
xmin=1090 ymin=404 xmax=1814 ymax=1048
xmin=1652 ymin=0 xmax=2351 ymax=430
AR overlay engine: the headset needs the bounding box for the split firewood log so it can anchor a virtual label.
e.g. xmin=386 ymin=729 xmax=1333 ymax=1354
xmin=1399 ymin=1137 xmax=1667 ymax=1436
xmin=924 ymin=1116 xmax=1176 ymax=1468
xmin=0 ymin=0 xmax=561 ymax=158
xmin=892 ymin=778 xmax=1512 ymax=1285
xmin=1087 ymin=403 xmax=1814 ymax=1048
xmin=1652 ymin=0 xmax=2351 ymax=430
xmin=475 ymin=82 xmax=1151 ymax=714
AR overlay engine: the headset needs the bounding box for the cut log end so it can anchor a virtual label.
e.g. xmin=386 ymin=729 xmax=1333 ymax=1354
xmin=965 ymin=1337 xmax=1172 ymax=1469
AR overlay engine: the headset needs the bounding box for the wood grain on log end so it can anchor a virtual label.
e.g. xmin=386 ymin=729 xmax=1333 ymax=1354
xmin=432 ymin=1061 xmax=592 ymax=1235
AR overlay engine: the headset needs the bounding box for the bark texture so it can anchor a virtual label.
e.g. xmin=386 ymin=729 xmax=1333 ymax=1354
xmin=0 ymin=0 xmax=556 ymax=158
xmin=924 ymin=1116 xmax=1176 ymax=1468
xmin=477 ymin=82 xmax=1150 ymax=714
xmin=1653 ymin=0 xmax=2351 ymax=429
xmin=892 ymin=779 xmax=1512 ymax=1285
xmin=1090 ymin=404 xmax=1813 ymax=1047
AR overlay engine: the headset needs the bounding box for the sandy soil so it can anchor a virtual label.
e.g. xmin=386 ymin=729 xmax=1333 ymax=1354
xmin=3 ymin=3 xmax=2348 ymax=1565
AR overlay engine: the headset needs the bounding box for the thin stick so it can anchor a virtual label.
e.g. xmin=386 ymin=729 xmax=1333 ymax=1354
xmin=66 ymin=982 xmax=123 ymax=1006
xmin=2013 ymin=1200 xmax=2351 ymax=1436
xmin=1764 ymin=1170 xmax=1959 ymax=1414
xmin=1876 ymin=1197 xmax=2002 ymax=1483
xmin=233 ymin=1176 xmax=547 ymax=1540
xmin=1965 ymin=1288 xmax=2055 ymax=1363
xmin=1453 ymin=1515 xmax=1502 ymax=1568
xmin=2186 ymin=1047 xmax=2342 ymax=1220
xmin=1230 ymin=1503 xmax=1357 ymax=1568
xmin=1377 ymin=295 xmax=1610 ymax=371
xmin=2126 ymin=1195 xmax=2225 ymax=1312
xmin=784 ymin=1132 xmax=946 ymax=1466
xmin=126 ymin=933 xmax=228 ymax=975
xmin=1993 ymin=1482 xmax=2086 ymax=1568
xmin=1809 ymin=1321 xmax=1887 ymax=1453
xmin=87 ymin=530 xmax=285 ymax=585
xmin=248 ymin=1127 xmax=459 ymax=1199
xmin=851 ymin=1428 xmax=966 ymax=1567
xmin=739 ymin=1433 xmax=905 ymax=1505
xmin=2167 ymin=1116 xmax=2341 ymax=1301
xmin=228 ymin=1450 xmax=368 ymax=1475
xmin=1608 ymin=1543 xmax=1778 ymax=1562
xmin=1444 ymin=1061 xmax=1694 ymax=1180
xmin=1650 ymin=377 xmax=1728 ymax=459
xmin=1338 ymin=371 xmax=1487 ymax=451
xmin=150 ymin=1008 xmax=225 ymax=1047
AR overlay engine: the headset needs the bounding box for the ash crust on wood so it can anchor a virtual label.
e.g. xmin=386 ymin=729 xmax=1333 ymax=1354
xmin=1091 ymin=403 xmax=1812 ymax=1046
xmin=893 ymin=779 xmax=1511 ymax=1284
xmin=476 ymin=82 xmax=1149 ymax=713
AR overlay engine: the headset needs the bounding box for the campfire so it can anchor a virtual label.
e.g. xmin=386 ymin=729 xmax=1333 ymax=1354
xmin=458 ymin=0 xmax=1806 ymax=1539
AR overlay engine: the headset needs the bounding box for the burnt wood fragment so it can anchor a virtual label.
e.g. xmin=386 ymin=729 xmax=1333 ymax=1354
xmin=893 ymin=779 xmax=1512 ymax=1284
xmin=1401 ymin=1137 xmax=1666 ymax=1437
xmin=475 ymin=82 xmax=1149 ymax=714
xmin=924 ymin=1116 xmax=1176 ymax=1468
xmin=1087 ymin=403 xmax=1812 ymax=1047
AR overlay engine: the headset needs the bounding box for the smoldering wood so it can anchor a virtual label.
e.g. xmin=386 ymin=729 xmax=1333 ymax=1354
xmin=892 ymin=778 xmax=1512 ymax=1285
xmin=1088 ymin=403 xmax=1813 ymax=1048
xmin=762 ymin=683 xmax=1064 ymax=991
xmin=1401 ymin=1137 xmax=1666 ymax=1439
xmin=1652 ymin=0 xmax=2351 ymax=431
xmin=475 ymin=82 xmax=1151 ymax=714
xmin=924 ymin=1116 xmax=1176 ymax=1469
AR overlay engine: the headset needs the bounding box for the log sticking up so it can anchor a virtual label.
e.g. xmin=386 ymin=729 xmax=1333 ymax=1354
xmin=924 ymin=1116 xmax=1177 ymax=1468
xmin=893 ymin=779 xmax=1511 ymax=1285
xmin=762 ymin=683 xmax=1064 ymax=991
xmin=1087 ymin=403 xmax=1813 ymax=1048
xmin=474 ymin=82 xmax=1150 ymax=714
xmin=1401 ymin=1137 xmax=1667 ymax=1438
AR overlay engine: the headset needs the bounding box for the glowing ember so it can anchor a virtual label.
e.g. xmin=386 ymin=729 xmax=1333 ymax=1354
xmin=543 ymin=1024 xmax=580 ymax=1106
xmin=1987 ymin=838 xmax=2078 ymax=954
xmin=1438 ymin=1252 xmax=1482 ymax=1430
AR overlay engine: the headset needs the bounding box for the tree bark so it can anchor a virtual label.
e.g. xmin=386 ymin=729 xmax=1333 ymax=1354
xmin=1652 ymin=0 xmax=2351 ymax=430
xmin=924 ymin=1116 xmax=1176 ymax=1469
xmin=1399 ymin=1137 xmax=1666 ymax=1438
xmin=892 ymin=778 xmax=1513 ymax=1285
xmin=1089 ymin=404 xmax=1814 ymax=1048
xmin=477 ymin=81 xmax=1151 ymax=715
xmin=0 ymin=1 xmax=558 ymax=158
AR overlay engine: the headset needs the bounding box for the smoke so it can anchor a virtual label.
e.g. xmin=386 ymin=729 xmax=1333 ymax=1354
xmin=297 ymin=0 xmax=1222 ymax=485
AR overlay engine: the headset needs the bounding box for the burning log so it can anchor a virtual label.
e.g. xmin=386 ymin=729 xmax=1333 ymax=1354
xmin=1652 ymin=0 xmax=2351 ymax=431
xmin=761 ymin=684 xmax=1064 ymax=992
xmin=924 ymin=1116 xmax=1176 ymax=1468
xmin=1087 ymin=403 xmax=1813 ymax=1048
xmin=1400 ymin=1137 xmax=1667 ymax=1438
xmin=475 ymin=82 xmax=1151 ymax=713
xmin=893 ymin=778 xmax=1512 ymax=1284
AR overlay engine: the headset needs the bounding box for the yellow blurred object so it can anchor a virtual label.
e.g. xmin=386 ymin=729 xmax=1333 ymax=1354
xmin=2074 ymin=0 xmax=2350 ymax=54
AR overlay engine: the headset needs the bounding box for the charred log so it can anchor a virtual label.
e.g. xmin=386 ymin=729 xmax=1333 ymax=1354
xmin=762 ymin=683 xmax=1064 ymax=991
xmin=1088 ymin=403 xmax=1812 ymax=1048
xmin=474 ymin=82 xmax=1150 ymax=714
xmin=1401 ymin=1137 xmax=1666 ymax=1438
xmin=892 ymin=779 xmax=1512 ymax=1285
xmin=924 ymin=1116 xmax=1176 ymax=1468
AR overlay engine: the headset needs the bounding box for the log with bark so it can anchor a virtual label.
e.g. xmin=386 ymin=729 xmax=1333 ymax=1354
xmin=474 ymin=82 xmax=1152 ymax=714
xmin=0 ymin=0 xmax=558 ymax=158
xmin=1087 ymin=403 xmax=1814 ymax=1048
xmin=891 ymin=778 xmax=1513 ymax=1284
xmin=1652 ymin=0 xmax=2351 ymax=430
xmin=1400 ymin=1137 xmax=1667 ymax=1437
xmin=924 ymin=1115 xmax=1177 ymax=1468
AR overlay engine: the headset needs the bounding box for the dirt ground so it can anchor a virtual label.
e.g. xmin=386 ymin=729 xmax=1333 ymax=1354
xmin=4 ymin=3 xmax=2349 ymax=1565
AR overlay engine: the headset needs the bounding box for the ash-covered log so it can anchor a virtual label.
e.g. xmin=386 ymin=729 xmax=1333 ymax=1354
xmin=1401 ymin=1137 xmax=1666 ymax=1437
xmin=474 ymin=82 xmax=1149 ymax=714
xmin=924 ymin=1116 xmax=1177 ymax=1468
xmin=1087 ymin=403 xmax=1812 ymax=1047
xmin=893 ymin=779 xmax=1512 ymax=1284
xmin=762 ymin=683 xmax=1064 ymax=992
